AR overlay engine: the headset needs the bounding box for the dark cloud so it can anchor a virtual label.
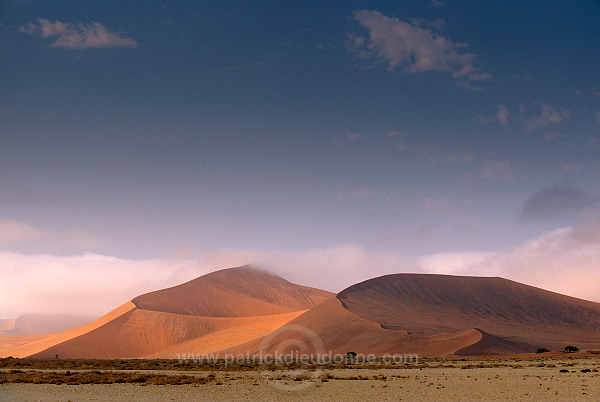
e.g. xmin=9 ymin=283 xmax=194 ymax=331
xmin=521 ymin=184 xmax=599 ymax=220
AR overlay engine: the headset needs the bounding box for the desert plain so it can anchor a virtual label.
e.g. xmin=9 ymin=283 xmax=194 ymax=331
xmin=1 ymin=355 xmax=600 ymax=401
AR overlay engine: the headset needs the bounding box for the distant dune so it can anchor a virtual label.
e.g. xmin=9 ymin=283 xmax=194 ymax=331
xmin=2 ymin=267 xmax=600 ymax=359
xmin=0 ymin=313 xmax=95 ymax=336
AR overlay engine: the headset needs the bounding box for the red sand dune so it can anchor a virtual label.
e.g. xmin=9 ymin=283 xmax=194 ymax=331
xmin=3 ymin=268 xmax=600 ymax=359
xmin=225 ymin=273 xmax=600 ymax=357
xmin=337 ymin=274 xmax=600 ymax=349
xmin=13 ymin=266 xmax=333 ymax=359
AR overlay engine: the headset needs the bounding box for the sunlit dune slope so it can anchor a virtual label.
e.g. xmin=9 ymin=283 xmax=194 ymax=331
xmin=29 ymin=310 xmax=306 ymax=359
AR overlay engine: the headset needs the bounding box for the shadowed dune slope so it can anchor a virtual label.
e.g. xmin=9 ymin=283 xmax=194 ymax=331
xmin=337 ymin=274 xmax=600 ymax=346
xmin=132 ymin=265 xmax=333 ymax=317
xmin=222 ymin=297 xmax=537 ymax=357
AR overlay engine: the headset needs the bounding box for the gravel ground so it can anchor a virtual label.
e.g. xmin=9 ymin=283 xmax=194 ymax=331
xmin=0 ymin=367 xmax=600 ymax=401
xmin=2 ymin=363 xmax=600 ymax=401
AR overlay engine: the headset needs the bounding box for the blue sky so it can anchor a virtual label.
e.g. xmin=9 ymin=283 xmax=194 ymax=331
xmin=1 ymin=1 xmax=599 ymax=317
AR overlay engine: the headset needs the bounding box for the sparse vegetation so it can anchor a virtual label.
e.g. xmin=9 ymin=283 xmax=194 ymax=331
xmin=565 ymin=345 xmax=579 ymax=353
xmin=536 ymin=348 xmax=549 ymax=353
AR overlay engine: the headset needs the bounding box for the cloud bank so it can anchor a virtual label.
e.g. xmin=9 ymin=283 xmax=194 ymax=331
xmin=348 ymin=10 xmax=489 ymax=82
xmin=20 ymin=18 xmax=137 ymax=48
xmin=2 ymin=214 xmax=600 ymax=319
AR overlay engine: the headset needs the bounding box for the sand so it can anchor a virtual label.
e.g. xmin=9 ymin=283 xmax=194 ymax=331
xmin=2 ymin=357 xmax=599 ymax=401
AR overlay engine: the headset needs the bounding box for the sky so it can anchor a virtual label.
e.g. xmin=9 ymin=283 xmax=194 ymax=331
xmin=1 ymin=0 xmax=599 ymax=318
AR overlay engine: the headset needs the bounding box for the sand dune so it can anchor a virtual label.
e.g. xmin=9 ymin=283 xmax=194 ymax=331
xmin=223 ymin=273 xmax=600 ymax=357
xmin=9 ymin=266 xmax=332 ymax=359
xmin=4 ymin=268 xmax=600 ymax=359
xmin=337 ymin=274 xmax=600 ymax=349
xmin=30 ymin=309 xmax=308 ymax=359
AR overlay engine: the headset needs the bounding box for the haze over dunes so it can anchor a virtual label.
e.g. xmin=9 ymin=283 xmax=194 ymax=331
xmin=2 ymin=266 xmax=600 ymax=359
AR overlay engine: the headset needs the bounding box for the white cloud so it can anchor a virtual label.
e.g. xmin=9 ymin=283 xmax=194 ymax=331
xmin=385 ymin=130 xmax=409 ymax=149
xmin=479 ymin=105 xmax=510 ymax=125
xmin=478 ymin=160 xmax=514 ymax=182
xmin=348 ymin=10 xmax=489 ymax=82
xmin=0 ymin=252 xmax=200 ymax=318
xmin=3 ymin=216 xmax=600 ymax=318
xmin=345 ymin=131 xmax=363 ymax=142
xmin=416 ymin=221 xmax=600 ymax=303
xmin=524 ymin=103 xmax=571 ymax=131
xmin=418 ymin=143 xmax=475 ymax=165
xmin=480 ymin=103 xmax=571 ymax=130
xmin=20 ymin=18 xmax=137 ymax=49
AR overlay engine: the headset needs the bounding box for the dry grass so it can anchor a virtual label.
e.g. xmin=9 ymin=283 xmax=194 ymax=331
xmin=0 ymin=370 xmax=215 ymax=385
